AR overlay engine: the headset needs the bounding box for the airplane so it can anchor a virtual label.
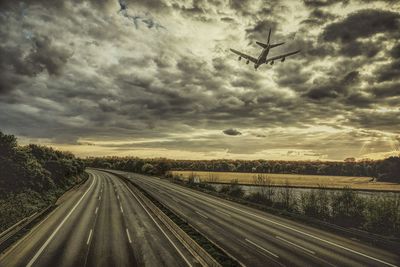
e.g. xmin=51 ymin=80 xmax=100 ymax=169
xmin=230 ymin=29 xmax=300 ymax=70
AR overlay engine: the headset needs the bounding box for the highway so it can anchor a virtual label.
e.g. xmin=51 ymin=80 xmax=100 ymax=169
xmin=113 ymin=170 xmax=400 ymax=267
xmin=0 ymin=170 xmax=195 ymax=267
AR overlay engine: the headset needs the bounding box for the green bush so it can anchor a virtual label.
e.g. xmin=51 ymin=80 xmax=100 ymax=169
xmin=0 ymin=131 xmax=86 ymax=232
xmin=219 ymin=179 xmax=244 ymax=198
xmin=331 ymin=187 xmax=365 ymax=227
xmin=363 ymin=194 xmax=400 ymax=236
xmin=299 ymin=187 xmax=330 ymax=221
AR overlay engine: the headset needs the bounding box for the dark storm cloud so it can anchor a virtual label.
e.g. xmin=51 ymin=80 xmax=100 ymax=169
xmin=245 ymin=20 xmax=279 ymax=43
xmin=304 ymin=70 xmax=361 ymax=100
xmin=375 ymin=59 xmax=400 ymax=82
xmin=322 ymin=9 xmax=400 ymax=43
xmin=338 ymin=40 xmax=380 ymax=58
xmin=348 ymin=109 xmax=400 ymax=131
xmin=390 ymin=43 xmax=400 ymax=58
xmin=0 ymin=34 xmax=72 ymax=94
xmin=303 ymin=0 xmax=349 ymax=7
xmin=344 ymin=92 xmax=375 ymax=108
xmin=273 ymin=62 xmax=313 ymax=92
xmin=301 ymin=9 xmax=337 ymax=26
xmin=369 ymin=81 xmax=400 ymax=98
xmin=27 ymin=35 xmax=73 ymax=76
xmin=223 ymin=128 xmax=242 ymax=136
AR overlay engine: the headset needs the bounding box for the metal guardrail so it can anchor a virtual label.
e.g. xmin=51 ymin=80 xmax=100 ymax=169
xmin=0 ymin=205 xmax=53 ymax=253
xmin=0 ymin=212 xmax=37 ymax=241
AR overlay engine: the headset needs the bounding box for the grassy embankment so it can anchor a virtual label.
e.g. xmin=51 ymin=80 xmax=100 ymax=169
xmin=0 ymin=132 xmax=86 ymax=232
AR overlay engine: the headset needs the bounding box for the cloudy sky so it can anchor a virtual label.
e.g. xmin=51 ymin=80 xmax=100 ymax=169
xmin=0 ymin=0 xmax=399 ymax=160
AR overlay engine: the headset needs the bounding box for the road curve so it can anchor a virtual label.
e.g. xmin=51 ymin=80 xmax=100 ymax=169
xmin=113 ymin=170 xmax=400 ymax=267
xmin=0 ymin=170 xmax=195 ymax=267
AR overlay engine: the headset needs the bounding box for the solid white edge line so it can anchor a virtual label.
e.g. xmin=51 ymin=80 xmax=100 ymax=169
xmin=195 ymin=210 xmax=208 ymax=219
xmin=123 ymin=182 xmax=193 ymax=267
xmin=126 ymin=228 xmax=132 ymax=244
xmin=27 ymin=175 xmax=96 ymax=267
xmin=276 ymin=236 xmax=315 ymax=255
xmin=86 ymin=229 xmax=93 ymax=245
xmin=245 ymin=238 xmax=279 ymax=258
xmin=147 ymin=178 xmax=399 ymax=267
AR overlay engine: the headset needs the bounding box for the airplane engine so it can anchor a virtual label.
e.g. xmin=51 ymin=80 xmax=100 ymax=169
xmin=270 ymin=61 xmax=274 ymax=65
xmin=238 ymin=56 xmax=241 ymax=61
xmin=246 ymin=60 xmax=249 ymax=64
xmin=281 ymin=57 xmax=285 ymax=62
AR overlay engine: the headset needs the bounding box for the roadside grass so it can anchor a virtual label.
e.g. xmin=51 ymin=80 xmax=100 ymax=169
xmin=171 ymin=171 xmax=400 ymax=191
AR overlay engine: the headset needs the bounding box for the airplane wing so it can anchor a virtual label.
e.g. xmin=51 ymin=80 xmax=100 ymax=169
xmin=266 ymin=50 xmax=300 ymax=63
xmin=230 ymin=49 xmax=257 ymax=63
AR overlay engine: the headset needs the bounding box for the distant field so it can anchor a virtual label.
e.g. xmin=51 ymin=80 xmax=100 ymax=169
xmin=170 ymin=171 xmax=400 ymax=192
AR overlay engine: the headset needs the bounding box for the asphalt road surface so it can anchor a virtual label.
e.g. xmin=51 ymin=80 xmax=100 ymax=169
xmin=0 ymin=170 xmax=195 ymax=267
xmin=113 ymin=170 xmax=400 ymax=267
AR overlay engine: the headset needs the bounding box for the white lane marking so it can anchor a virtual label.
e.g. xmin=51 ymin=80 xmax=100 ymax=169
xmin=86 ymin=229 xmax=93 ymax=245
xmin=27 ymin=175 xmax=96 ymax=267
xmin=98 ymin=195 xmax=101 ymax=201
xmin=195 ymin=210 xmax=208 ymax=219
xmin=126 ymin=228 xmax=132 ymax=244
xmin=123 ymin=183 xmax=193 ymax=267
xmin=215 ymin=209 xmax=231 ymax=218
xmin=245 ymin=238 xmax=279 ymax=258
xmin=120 ymin=205 xmax=124 ymax=214
xmin=148 ymin=180 xmax=399 ymax=267
xmin=276 ymin=236 xmax=315 ymax=255
xmin=95 ymin=207 xmax=98 ymax=214
xmin=117 ymin=195 xmax=119 ymax=200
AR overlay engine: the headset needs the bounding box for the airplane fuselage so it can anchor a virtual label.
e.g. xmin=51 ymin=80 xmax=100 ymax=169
xmin=255 ymin=45 xmax=270 ymax=69
xmin=230 ymin=28 xmax=299 ymax=70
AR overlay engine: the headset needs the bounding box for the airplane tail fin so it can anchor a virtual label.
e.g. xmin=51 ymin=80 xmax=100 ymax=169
xmin=256 ymin=41 xmax=268 ymax=48
xmin=267 ymin=28 xmax=271 ymax=44
xmin=256 ymin=29 xmax=276 ymax=48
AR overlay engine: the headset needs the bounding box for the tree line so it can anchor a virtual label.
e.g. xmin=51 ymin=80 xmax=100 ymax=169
xmin=85 ymin=156 xmax=400 ymax=182
xmin=0 ymin=132 xmax=86 ymax=231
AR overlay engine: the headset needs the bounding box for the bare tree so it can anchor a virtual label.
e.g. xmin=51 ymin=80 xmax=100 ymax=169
xmin=280 ymin=179 xmax=296 ymax=211
xmin=253 ymin=173 xmax=275 ymax=204
xmin=207 ymin=172 xmax=219 ymax=183
xmin=188 ymin=171 xmax=199 ymax=184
